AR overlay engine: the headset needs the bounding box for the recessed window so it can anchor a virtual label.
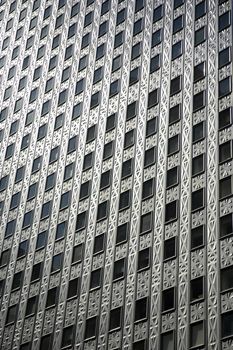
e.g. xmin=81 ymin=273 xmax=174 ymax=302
xmin=146 ymin=117 xmax=156 ymax=137
xmin=90 ymin=268 xmax=101 ymax=289
xmin=101 ymin=0 xmax=110 ymax=15
xmin=81 ymin=33 xmax=90 ymax=49
xmin=76 ymin=212 xmax=87 ymax=231
xmin=12 ymin=271 xmax=23 ymax=290
xmin=221 ymin=266 xmax=233 ymax=291
xmin=162 ymin=288 xmax=175 ymax=312
xmin=103 ymin=141 xmax=114 ymax=160
xmin=41 ymin=201 xmax=52 ymax=219
xmin=37 ymin=124 xmax=47 ymax=140
xmin=119 ymin=190 xmax=131 ymax=211
xmin=6 ymin=305 xmax=17 ymax=324
xmin=191 ymin=225 xmax=204 ymax=249
xmin=195 ymin=1 xmax=206 ymax=20
xmin=61 ymin=326 xmax=74 ymax=348
xmin=5 ymin=143 xmax=15 ymax=159
xmin=193 ymin=91 xmax=205 ymax=112
xmin=93 ymin=67 xmax=103 ymax=85
xmin=161 ymin=332 xmax=174 ymax=350
xmin=219 ymin=11 xmax=231 ymax=32
xmin=129 ymin=67 xmax=140 ymax=85
xmin=131 ymin=42 xmax=141 ymax=60
xmin=219 ymin=107 xmax=232 ymax=130
xmin=116 ymin=223 xmax=128 ymax=244
xmin=23 ymin=210 xmax=34 ymax=228
xmin=166 ymin=167 xmax=178 ymax=188
xmin=122 ymin=158 xmax=133 ymax=178
xmin=54 ymin=114 xmax=64 ymax=130
xmin=114 ymin=31 xmax=124 ymax=48
xmin=116 ymin=8 xmax=126 ymax=25
xmin=194 ymin=27 xmax=206 ymax=46
xmin=109 ymin=307 xmax=122 ymax=331
xmin=190 ymin=322 xmax=204 ymax=347
xmin=173 ymin=15 xmax=184 ymax=34
xmin=220 ymin=176 xmax=232 ymax=199
xmin=127 ymin=101 xmax=137 ymax=120
xmin=135 ymin=0 xmax=144 ymax=12
xmin=90 ymin=91 xmax=100 ymax=108
xmin=142 ymin=178 xmax=154 ymax=199
xmin=219 ymin=47 xmax=231 ymax=69
xmin=26 ymin=296 xmax=37 ymax=316
xmin=165 ymin=201 xmax=178 ymax=223
xmin=193 ymin=122 xmax=205 ymax=143
xmin=219 ymin=77 xmax=232 ymax=98
xmin=192 ymin=154 xmax=204 ymax=176
xmin=0 ymin=175 xmax=9 ymax=192
xmin=153 ymin=5 xmax=163 ymax=22
xmin=64 ymin=163 xmax=74 ymax=181
xmin=144 ymin=147 xmax=156 ymax=167
xmin=51 ymin=253 xmax=63 ymax=272
xmin=150 ymin=54 xmax=160 ymax=73
xmin=99 ymin=21 xmax=108 ymax=37
xmin=45 ymin=173 xmax=55 ymax=191
xmin=220 ymin=214 xmax=233 ymax=238
xmin=67 ymin=278 xmax=79 ymax=299
xmin=170 ymin=76 xmax=182 ymax=96
xmin=164 ymin=237 xmax=176 ymax=260
xmin=124 ymin=130 xmax=135 ymax=148
xmin=96 ymin=43 xmax=105 ymax=60
xmin=80 ymin=181 xmax=90 ymax=200
xmin=97 ymin=201 xmax=108 ymax=221
xmin=49 ymin=146 xmax=59 ymax=163
xmin=83 ymin=152 xmax=93 ymax=170
xmin=17 ymin=240 xmax=28 ymax=258
xmin=5 ymin=220 xmax=16 ymax=238
xmin=222 ymin=311 xmax=233 ymax=339
xmin=72 ymin=244 xmax=83 ymax=263
xmin=85 ymin=317 xmax=97 ymax=339
xmin=56 ymin=221 xmax=67 ymax=240
xmin=78 ymin=55 xmax=87 ymax=71
xmin=84 ymin=11 xmax=93 ymax=27
xmin=138 ymin=248 xmax=150 ymax=270
xmin=219 ymin=141 xmax=232 ymax=163
xmin=93 ymin=234 xmax=104 ymax=254
xmin=110 ymin=80 xmax=119 ymax=97
xmin=10 ymin=192 xmax=21 ymax=210
xmin=68 ymin=136 xmax=77 ymax=154
xmin=72 ymin=102 xmax=82 ymax=120
xmin=133 ymin=18 xmax=143 ymax=36
xmin=151 ymin=29 xmax=162 ymax=47
xmin=148 ymin=89 xmax=158 ymax=108
xmin=194 ymin=62 xmax=206 ymax=82
xmin=100 ymin=170 xmax=111 ymax=189
xmin=46 ymin=287 xmax=58 ymax=308
xmin=113 ymin=258 xmax=125 ymax=280
xmin=140 ymin=212 xmax=153 ymax=233
xmin=112 ymin=55 xmax=122 ymax=72
xmin=71 ymin=2 xmax=80 ymax=17
xmin=172 ymin=40 xmax=183 ymax=60
xmin=15 ymin=166 xmax=25 ymax=183
xmin=40 ymin=335 xmax=52 ymax=350
xmin=168 ymin=135 xmax=179 ymax=156
xmin=135 ymin=297 xmax=148 ymax=321
xmin=192 ymin=189 xmax=204 ymax=211
xmin=174 ymin=0 xmax=184 ymax=9
xmin=190 ymin=277 xmax=204 ymax=302
xmin=0 ymin=249 xmax=10 ymax=267
xmin=36 ymin=231 xmax=47 ymax=250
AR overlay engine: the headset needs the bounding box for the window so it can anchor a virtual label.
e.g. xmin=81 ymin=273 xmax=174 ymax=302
xmin=170 ymin=76 xmax=182 ymax=96
xmin=25 ymin=297 xmax=37 ymax=317
xmin=23 ymin=210 xmax=33 ymax=228
xmin=219 ymin=107 xmax=232 ymax=130
xmin=112 ymin=55 xmax=122 ymax=72
xmin=76 ymin=212 xmax=87 ymax=231
xmin=81 ymin=33 xmax=91 ymax=49
xmin=110 ymin=80 xmax=119 ymax=97
xmin=85 ymin=317 xmax=97 ymax=339
xmin=194 ymin=27 xmax=206 ymax=46
xmin=12 ymin=271 xmax=23 ymax=290
xmin=219 ymin=141 xmax=232 ymax=163
xmin=140 ymin=212 xmax=153 ymax=233
xmin=41 ymin=201 xmax=52 ymax=219
xmin=113 ymin=258 xmax=125 ymax=280
xmin=90 ymin=268 xmax=101 ymax=289
xmin=0 ymin=249 xmax=10 ymax=266
xmin=36 ymin=231 xmax=47 ymax=250
xmin=148 ymin=89 xmax=158 ymax=108
xmin=193 ymin=122 xmax=205 ymax=143
xmin=131 ymin=42 xmax=141 ymax=60
xmin=133 ymin=340 xmax=147 ymax=350
xmin=172 ymin=41 xmax=183 ymax=60
xmin=93 ymin=67 xmax=103 ymax=84
xmin=56 ymin=221 xmax=67 ymax=240
xmin=168 ymin=135 xmax=179 ymax=155
xmin=222 ymin=311 xmax=233 ymax=339
xmin=96 ymin=43 xmax=105 ymax=60
xmin=117 ymin=9 xmax=126 ymax=24
xmin=49 ymin=147 xmax=59 ymax=163
xmin=167 ymin=167 xmax=178 ymax=188
xmin=5 ymin=143 xmax=15 ymax=159
xmin=68 ymin=136 xmax=77 ymax=154
xmin=133 ymin=18 xmax=143 ymax=36
xmin=19 ymin=76 xmax=27 ymax=90
xmin=219 ymin=11 xmax=231 ymax=32
xmin=33 ymin=67 xmax=42 ymax=82
xmin=10 ymin=192 xmax=21 ymax=210
xmin=80 ymin=181 xmax=90 ymax=200
xmin=71 ymin=2 xmax=80 ymax=17
xmin=72 ymin=102 xmax=82 ymax=119
xmin=114 ymin=31 xmax=124 ymax=48
xmin=103 ymin=141 xmax=114 ymax=160
xmin=190 ymin=277 xmax=204 ymax=302
xmin=51 ymin=253 xmax=63 ymax=272
xmin=90 ymin=91 xmax=100 ymax=108
xmin=122 ymin=158 xmax=133 ymax=178
xmin=17 ymin=240 xmax=28 ymax=258
xmin=165 ymin=201 xmax=178 ymax=223
xmin=195 ymin=1 xmax=206 ymax=20
xmin=40 ymin=335 xmax=52 ymax=350
xmin=100 ymin=170 xmax=111 ymax=189
xmin=6 ymin=305 xmax=17 ymax=324
xmin=150 ymin=54 xmax=160 ymax=73
xmin=116 ymin=223 xmax=128 ymax=244
xmin=193 ymin=91 xmax=205 ymax=112
xmin=49 ymin=56 xmax=57 ymax=70
xmin=192 ymin=189 xmax=204 ymax=211
xmin=146 ymin=118 xmax=156 ymax=137
xmin=75 ymin=79 xmax=85 ymax=95
xmin=15 ymin=166 xmax=25 ymax=183
xmin=84 ymin=11 xmax=93 ymax=27
xmin=191 ymin=225 xmax=204 ymax=249
xmin=124 ymin=130 xmax=135 ymax=148
xmin=41 ymin=100 xmax=51 ymax=116
xmin=45 ymin=173 xmax=55 ymax=191
xmin=71 ymin=244 xmax=83 ymax=265
xmin=190 ymin=322 xmax=204 ymax=347
xmin=219 ymin=47 xmax=231 ymax=68
xmin=153 ymin=5 xmax=163 ymax=22
xmin=220 ymin=214 xmax=233 ymax=238
xmin=97 ymin=201 xmax=108 ymax=221
xmin=173 ymin=15 xmax=184 ymax=34
xmin=192 ymin=154 xmax=204 ymax=176
xmin=58 ymin=89 xmax=67 ymax=106
xmin=221 ymin=266 xmax=233 ymax=291
xmin=119 ymin=190 xmax=131 ymax=210
xmin=194 ymin=62 xmax=206 ymax=82
xmin=144 ymin=147 xmax=156 ymax=167
xmin=61 ymin=326 xmax=73 ymax=348
xmin=142 ymin=178 xmax=154 ymax=199
xmin=32 ymin=157 xmax=42 ymax=173
xmin=54 ymin=114 xmax=64 ymax=130
xmin=67 ymin=278 xmax=79 ymax=299
xmin=46 ymin=287 xmax=58 ymax=307
xmin=83 ymin=152 xmax=93 ymax=170
xmin=219 ymin=77 xmax=231 ymax=98
xmin=99 ymin=21 xmax=108 ymax=37
xmin=0 ymin=175 xmax=8 ymax=191
xmin=135 ymin=0 xmax=144 ymax=12
xmin=164 ymin=237 xmax=176 ymax=260
xmin=138 ymin=248 xmax=150 ymax=270
xmin=10 ymin=120 xmax=19 ymax=135
xmin=93 ymin=234 xmax=105 ymax=254
xmin=101 ymin=0 xmax=110 ymax=15
xmin=37 ymin=124 xmax=47 ymax=140
xmin=109 ymin=307 xmax=122 ymax=330
xmin=151 ymin=29 xmax=162 ymax=47
xmin=162 ymin=288 xmax=175 ymax=312
xmin=21 ymin=134 xmax=30 ymax=150
xmin=135 ymin=297 xmax=148 ymax=321
xmin=127 ymin=101 xmax=137 ymax=120
xmin=161 ymin=332 xmax=174 ymax=350
xmin=220 ymin=177 xmax=232 ymax=199
xmin=5 ymin=220 xmax=16 ymax=237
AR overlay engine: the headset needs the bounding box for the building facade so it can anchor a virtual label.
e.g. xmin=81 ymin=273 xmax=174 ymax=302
xmin=0 ymin=0 xmax=232 ymax=349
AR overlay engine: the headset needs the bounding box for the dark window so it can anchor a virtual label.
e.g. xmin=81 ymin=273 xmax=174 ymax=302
xmin=191 ymin=225 xmax=204 ymax=249
xmin=193 ymin=122 xmax=205 ymax=143
xmin=173 ymin=15 xmax=184 ymax=34
xmin=109 ymin=307 xmax=122 ymax=330
xmin=72 ymin=102 xmax=82 ymax=119
xmin=219 ymin=11 xmax=231 ymax=32
xmin=64 ymin=163 xmax=74 ymax=181
xmin=124 ymin=130 xmax=135 ymax=148
xmin=54 ymin=114 xmax=64 ymax=130
xmin=135 ymin=297 xmax=148 ymax=321
xmin=75 ymin=79 xmax=85 ymax=95
xmin=103 ymin=141 xmax=114 ymax=159
xmin=190 ymin=277 xmax=204 ymax=302
xmin=6 ymin=305 xmax=17 ymax=324
xmin=146 ymin=117 xmax=157 ymax=136
xmin=122 ymin=158 xmax=133 ymax=178
xmin=153 ymin=5 xmax=163 ymax=22
xmin=49 ymin=147 xmax=59 ymax=163
xmin=220 ymin=176 xmax=232 ymax=199
xmin=78 ymin=55 xmax=87 ymax=71
xmin=110 ymin=80 xmax=119 ymax=97
xmin=41 ymin=100 xmax=51 ymax=116
xmin=220 ymin=214 xmax=233 ymax=238
xmin=193 ymin=91 xmax=205 ymax=112
xmin=26 ymin=296 xmax=37 ymax=316
xmin=90 ymin=268 xmax=101 ymax=289
xmin=80 ymin=181 xmax=90 ymax=200
xmin=219 ymin=141 xmax=232 ymax=163
xmin=165 ymin=201 xmax=178 ymax=223
xmin=83 ymin=152 xmax=93 ymax=170
xmin=195 ymin=1 xmax=206 ymax=20
xmin=84 ymin=11 xmax=93 ymax=27
xmin=5 ymin=220 xmax=16 ymax=237
xmin=41 ymin=201 xmax=52 ymax=219
xmin=148 ymin=89 xmax=158 ymax=108
xmin=219 ymin=47 xmax=231 ymax=68
xmin=10 ymin=192 xmax=21 ymax=210
xmin=99 ymin=21 xmax=108 ymax=37
xmin=129 ymin=67 xmax=140 ymax=85
xmin=170 ymin=76 xmax=182 ymax=96
xmin=100 ymin=169 xmax=111 ymax=189
xmin=93 ymin=67 xmax=103 ymax=84
xmin=133 ymin=340 xmax=147 ymax=350
xmin=194 ymin=27 xmax=206 ymax=46
xmin=0 ymin=249 xmax=10 ymax=266
xmin=93 ymin=234 xmax=105 ymax=254
xmin=37 ymin=124 xmax=47 ymax=140
xmin=150 ymin=54 xmax=160 ymax=73
xmin=72 ymin=244 xmax=83 ymax=263
xmin=58 ymin=90 xmax=67 ymax=106
xmin=119 ymin=190 xmax=131 ymax=210
xmin=168 ymin=135 xmax=179 ymax=155
xmin=194 ymin=62 xmax=206 ymax=82
xmin=172 ymin=40 xmax=183 ymax=60
xmin=12 ymin=271 xmax=23 ymax=290
xmin=101 ymin=0 xmax=110 ymax=15
xmin=46 ymin=287 xmax=58 ymax=307
xmin=142 ymin=178 xmax=154 ymax=199
xmin=96 ymin=43 xmax=105 ymax=60
xmin=114 ymin=31 xmax=124 ymax=48
xmin=221 ymin=266 xmax=233 ymax=291
xmin=167 ymin=167 xmax=178 ymax=188
xmin=85 ymin=317 xmax=97 ymax=339
xmin=192 ymin=154 xmax=204 ymax=176
xmin=23 ymin=210 xmax=33 ymax=228
xmin=61 ymin=326 xmax=73 ymax=348
xmin=32 ymin=157 xmax=42 ymax=173
xmin=86 ymin=125 xmax=96 ymax=143
xmin=152 ymin=29 xmax=162 ymax=47
xmin=116 ymin=223 xmax=128 ymax=244
xmin=219 ymin=77 xmax=232 ymax=98
xmin=40 ymin=335 xmax=52 ymax=350
xmin=144 ymin=147 xmax=156 ymax=167
xmin=127 ymin=101 xmax=137 ymax=120
xmin=56 ymin=221 xmax=67 ymax=240
xmin=17 ymin=240 xmax=28 ymax=258
xmin=90 ymin=92 xmax=100 ymax=108
xmin=164 ymin=237 xmax=176 ymax=260
xmin=140 ymin=212 xmax=153 ymax=233
xmin=49 ymin=56 xmax=57 ymax=70
xmin=67 ymin=278 xmax=79 ymax=299
xmin=112 ymin=55 xmax=122 ymax=72
xmin=76 ymin=212 xmax=86 ymax=231
xmin=71 ymin=3 xmax=80 ymax=17
xmin=10 ymin=120 xmax=19 ymax=135
xmin=5 ymin=143 xmax=15 ymax=159
xmin=21 ymin=134 xmax=30 ymax=150
xmin=162 ymin=288 xmax=175 ymax=312
xmin=68 ymin=136 xmax=77 ymax=154
xmin=135 ymin=0 xmax=144 ymax=12
xmin=138 ymin=248 xmax=150 ymax=270
xmin=133 ymin=18 xmax=143 ymax=36
xmin=0 ymin=175 xmax=8 ymax=191
xmin=36 ymin=231 xmax=47 ymax=250
xmin=161 ymin=332 xmax=174 ymax=350
xmin=81 ymin=33 xmax=90 ymax=49
xmin=113 ymin=258 xmax=125 ymax=280
xmin=219 ymin=107 xmax=232 ymax=130
xmin=97 ymin=201 xmax=108 ymax=221
xmin=131 ymin=42 xmax=141 ymax=60
xmin=192 ymin=189 xmax=204 ymax=211
xmin=51 ymin=253 xmax=63 ymax=272
xmin=190 ymin=322 xmax=204 ymax=347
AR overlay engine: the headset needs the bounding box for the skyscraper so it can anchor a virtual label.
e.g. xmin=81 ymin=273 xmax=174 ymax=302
xmin=0 ymin=0 xmax=232 ymax=348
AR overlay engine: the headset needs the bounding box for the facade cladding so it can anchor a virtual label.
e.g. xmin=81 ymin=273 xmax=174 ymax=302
xmin=0 ymin=0 xmax=232 ymax=349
